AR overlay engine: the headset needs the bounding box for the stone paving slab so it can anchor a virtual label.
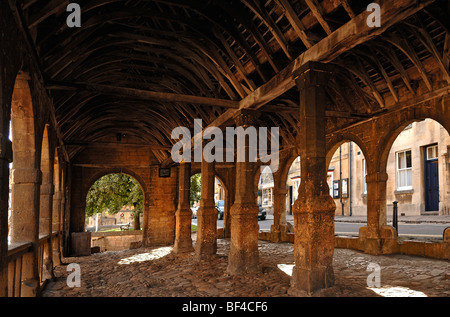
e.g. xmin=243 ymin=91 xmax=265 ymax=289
xmin=42 ymin=235 xmax=450 ymax=298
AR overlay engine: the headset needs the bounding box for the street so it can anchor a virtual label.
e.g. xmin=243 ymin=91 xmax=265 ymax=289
xmin=192 ymin=215 xmax=449 ymax=239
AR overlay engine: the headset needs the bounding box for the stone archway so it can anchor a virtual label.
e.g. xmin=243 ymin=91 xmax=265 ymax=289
xmin=9 ymin=72 xmax=41 ymax=296
xmin=83 ymin=169 xmax=147 ymax=231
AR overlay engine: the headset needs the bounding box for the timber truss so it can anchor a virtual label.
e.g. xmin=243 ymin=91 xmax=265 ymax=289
xmin=8 ymin=0 xmax=450 ymax=164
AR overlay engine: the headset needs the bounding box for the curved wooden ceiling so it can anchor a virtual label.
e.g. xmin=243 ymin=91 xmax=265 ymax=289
xmin=11 ymin=0 xmax=450 ymax=163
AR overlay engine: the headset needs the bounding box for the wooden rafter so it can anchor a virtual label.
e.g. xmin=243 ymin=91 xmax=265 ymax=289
xmin=304 ymin=0 xmax=333 ymax=35
xmin=275 ymin=0 xmax=313 ymax=48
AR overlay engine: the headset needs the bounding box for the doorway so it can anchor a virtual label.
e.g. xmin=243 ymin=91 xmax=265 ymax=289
xmin=424 ymin=144 xmax=439 ymax=212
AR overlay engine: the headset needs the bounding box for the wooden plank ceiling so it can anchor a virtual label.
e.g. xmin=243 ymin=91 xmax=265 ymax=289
xmin=11 ymin=0 xmax=450 ymax=163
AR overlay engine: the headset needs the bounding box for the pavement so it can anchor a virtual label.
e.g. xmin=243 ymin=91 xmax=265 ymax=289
xmin=334 ymin=215 xmax=450 ymax=224
xmin=282 ymin=214 xmax=450 ymax=224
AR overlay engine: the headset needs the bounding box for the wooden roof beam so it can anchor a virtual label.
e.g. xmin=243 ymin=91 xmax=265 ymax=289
xmin=239 ymin=0 xmax=435 ymax=110
xmin=46 ymin=81 xmax=240 ymax=109
xmin=158 ymin=0 xmax=437 ymax=168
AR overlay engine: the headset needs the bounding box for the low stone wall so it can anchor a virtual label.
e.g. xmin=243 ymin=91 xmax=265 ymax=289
xmin=91 ymin=227 xmax=449 ymax=260
xmin=258 ymin=226 xmax=450 ymax=261
xmin=91 ymin=230 xmax=143 ymax=252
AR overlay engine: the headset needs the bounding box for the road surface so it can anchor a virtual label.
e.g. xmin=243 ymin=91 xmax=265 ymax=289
xmin=192 ymin=215 xmax=448 ymax=239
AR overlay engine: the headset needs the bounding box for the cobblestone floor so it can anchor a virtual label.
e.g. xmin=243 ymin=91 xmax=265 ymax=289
xmin=43 ymin=235 xmax=450 ymax=298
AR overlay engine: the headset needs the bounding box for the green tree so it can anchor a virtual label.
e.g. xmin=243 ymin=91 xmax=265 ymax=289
xmin=190 ymin=173 xmax=201 ymax=207
xmin=86 ymin=174 xmax=143 ymax=230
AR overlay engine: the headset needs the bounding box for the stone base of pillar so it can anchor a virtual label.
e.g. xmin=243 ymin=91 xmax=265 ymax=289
xmin=227 ymin=203 xmax=260 ymax=275
xmin=358 ymin=226 xmax=399 ymax=255
xmin=173 ymin=208 xmax=194 ymax=254
xmin=270 ymin=224 xmax=281 ymax=243
xmin=290 ymin=265 xmax=334 ymax=295
xmin=291 ymin=199 xmax=335 ymax=294
xmin=195 ymin=207 xmax=217 ymax=260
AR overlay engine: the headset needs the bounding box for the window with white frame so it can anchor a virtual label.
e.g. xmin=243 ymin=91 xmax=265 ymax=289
xmin=362 ymin=159 xmax=367 ymax=194
xmin=396 ymin=150 xmax=412 ymax=190
xmin=426 ymin=144 xmax=438 ymax=160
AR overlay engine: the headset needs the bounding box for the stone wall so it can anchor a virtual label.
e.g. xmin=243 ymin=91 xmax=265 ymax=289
xmin=91 ymin=231 xmax=143 ymax=252
xmin=69 ymin=144 xmax=178 ymax=252
xmin=260 ymin=229 xmax=450 ymax=260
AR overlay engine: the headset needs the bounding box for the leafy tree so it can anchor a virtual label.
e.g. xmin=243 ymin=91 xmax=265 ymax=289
xmin=190 ymin=173 xmax=201 ymax=207
xmin=86 ymin=174 xmax=143 ymax=229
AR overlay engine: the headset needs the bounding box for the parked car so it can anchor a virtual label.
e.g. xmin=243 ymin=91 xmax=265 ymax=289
xmin=215 ymin=203 xmax=266 ymax=220
xmin=258 ymin=207 xmax=267 ymax=220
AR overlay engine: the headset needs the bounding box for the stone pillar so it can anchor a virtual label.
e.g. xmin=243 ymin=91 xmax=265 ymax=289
xmin=290 ymin=62 xmax=336 ymax=294
xmin=40 ymin=181 xmax=54 ymax=280
xmin=361 ymin=171 xmax=388 ymax=254
xmin=52 ymin=189 xmax=62 ymax=266
xmin=10 ymin=168 xmax=42 ymax=296
xmin=195 ymin=158 xmax=217 ymax=259
xmin=223 ymin=177 xmax=233 ymax=239
xmin=271 ymin=186 xmax=287 ymax=237
xmin=173 ymin=162 xmax=194 ymax=254
xmin=227 ymin=110 xmax=260 ymax=274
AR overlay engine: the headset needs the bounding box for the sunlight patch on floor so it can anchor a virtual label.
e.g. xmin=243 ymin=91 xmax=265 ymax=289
xmin=368 ymin=286 xmax=428 ymax=297
xmin=118 ymin=247 xmax=172 ymax=265
xmin=277 ymin=264 xmax=295 ymax=276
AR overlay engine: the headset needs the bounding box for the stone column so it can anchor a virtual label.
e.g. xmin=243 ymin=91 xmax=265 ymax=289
xmin=10 ymin=168 xmax=42 ymax=296
xmin=223 ymin=177 xmax=234 ymax=239
xmin=195 ymin=158 xmax=217 ymax=259
xmin=40 ymin=181 xmax=54 ymax=280
xmin=173 ymin=161 xmax=194 ymax=254
xmin=52 ymin=189 xmax=62 ymax=266
xmin=291 ymin=62 xmax=336 ymax=294
xmin=271 ymin=186 xmax=287 ymax=241
xmin=227 ymin=109 xmax=260 ymax=274
xmin=362 ymin=171 xmax=388 ymax=254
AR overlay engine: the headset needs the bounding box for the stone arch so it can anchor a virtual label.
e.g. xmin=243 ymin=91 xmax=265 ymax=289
xmin=283 ymin=154 xmax=301 ymax=216
xmin=38 ymin=124 xmax=55 ymax=280
xmin=326 ymin=134 xmax=371 ymax=220
xmin=256 ymin=165 xmax=274 ymax=207
xmin=376 ymin=105 xmax=450 ymax=174
xmin=83 ymin=168 xmax=147 ymax=201
xmin=52 ymin=147 xmax=63 ymax=266
xmin=278 ymin=152 xmax=301 ymax=191
xmin=39 ymin=124 xmax=54 ymax=234
xmin=10 ymin=72 xmax=38 ymax=171
xmin=326 ymin=132 xmax=370 ymax=172
xmin=190 ymin=167 xmax=228 ymax=198
xmin=83 ymin=168 xmax=147 ymax=233
xmin=190 ymin=167 xmax=228 ymax=226
xmin=378 ymin=116 xmax=450 ymax=216
xmin=9 ymin=71 xmax=41 ymax=296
